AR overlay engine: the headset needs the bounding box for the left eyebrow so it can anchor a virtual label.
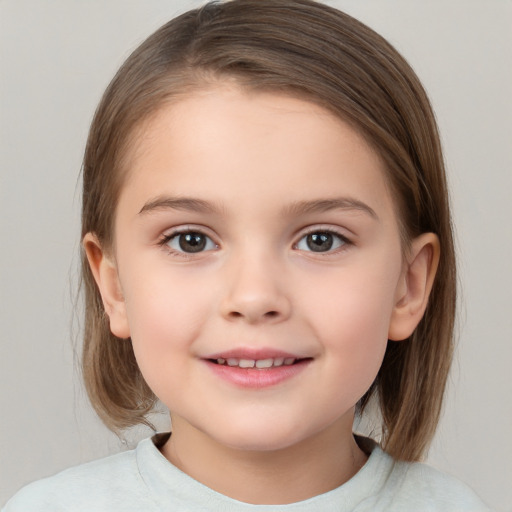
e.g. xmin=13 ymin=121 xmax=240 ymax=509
xmin=283 ymin=198 xmax=378 ymax=219
xmin=138 ymin=196 xmax=222 ymax=215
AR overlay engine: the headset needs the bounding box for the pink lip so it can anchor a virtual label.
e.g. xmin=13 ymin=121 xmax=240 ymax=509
xmin=205 ymin=347 xmax=300 ymax=360
xmin=202 ymin=347 xmax=312 ymax=389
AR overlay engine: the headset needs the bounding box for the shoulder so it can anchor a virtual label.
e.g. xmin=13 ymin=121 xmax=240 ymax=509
xmin=2 ymin=446 xmax=155 ymax=512
xmin=351 ymin=438 xmax=491 ymax=511
xmin=374 ymin=453 xmax=492 ymax=511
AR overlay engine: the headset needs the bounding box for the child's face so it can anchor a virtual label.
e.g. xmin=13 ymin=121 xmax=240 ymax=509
xmin=100 ymin=84 xmax=411 ymax=452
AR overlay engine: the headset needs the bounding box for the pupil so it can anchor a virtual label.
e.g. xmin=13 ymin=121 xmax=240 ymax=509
xmin=307 ymin=233 xmax=333 ymax=252
xmin=179 ymin=233 xmax=206 ymax=253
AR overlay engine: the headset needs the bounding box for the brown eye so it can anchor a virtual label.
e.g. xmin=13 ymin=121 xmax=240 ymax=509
xmin=307 ymin=233 xmax=333 ymax=252
xmin=166 ymin=232 xmax=216 ymax=253
xmin=296 ymin=231 xmax=347 ymax=253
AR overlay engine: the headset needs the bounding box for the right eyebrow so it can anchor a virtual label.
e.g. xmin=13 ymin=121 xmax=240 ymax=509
xmin=138 ymin=196 xmax=222 ymax=215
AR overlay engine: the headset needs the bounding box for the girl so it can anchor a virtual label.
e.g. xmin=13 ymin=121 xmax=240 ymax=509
xmin=3 ymin=0 xmax=492 ymax=510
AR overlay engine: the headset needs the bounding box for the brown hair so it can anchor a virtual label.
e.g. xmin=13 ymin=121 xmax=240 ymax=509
xmin=81 ymin=0 xmax=455 ymax=461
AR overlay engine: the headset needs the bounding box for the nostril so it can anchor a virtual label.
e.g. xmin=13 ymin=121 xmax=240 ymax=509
xmin=228 ymin=310 xmax=279 ymax=320
xmin=223 ymin=304 xmax=288 ymax=323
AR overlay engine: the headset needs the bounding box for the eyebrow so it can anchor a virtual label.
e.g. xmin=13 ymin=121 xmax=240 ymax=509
xmin=284 ymin=198 xmax=378 ymax=219
xmin=138 ymin=196 xmax=222 ymax=215
xmin=138 ymin=195 xmax=377 ymax=219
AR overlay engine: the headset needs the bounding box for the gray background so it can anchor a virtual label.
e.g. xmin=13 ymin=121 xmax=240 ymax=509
xmin=1 ymin=1 xmax=511 ymax=510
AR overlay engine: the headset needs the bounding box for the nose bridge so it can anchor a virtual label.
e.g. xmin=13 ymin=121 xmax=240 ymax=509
xmin=220 ymin=243 xmax=291 ymax=324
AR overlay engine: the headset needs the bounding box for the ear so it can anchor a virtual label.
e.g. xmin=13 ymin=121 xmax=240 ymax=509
xmin=388 ymin=233 xmax=440 ymax=341
xmin=83 ymin=233 xmax=131 ymax=339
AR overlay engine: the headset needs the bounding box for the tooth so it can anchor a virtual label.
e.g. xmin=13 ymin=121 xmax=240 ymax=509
xmin=284 ymin=358 xmax=295 ymax=366
xmin=273 ymin=357 xmax=284 ymax=367
xmin=239 ymin=359 xmax=255 ymax=368
xmin=255 ymin=358 xmax=273 ymax=369
xmin=227 ymin=358 xmax=238 ymax=366
xmin=217 ymin=358 xmax=226 ymax=365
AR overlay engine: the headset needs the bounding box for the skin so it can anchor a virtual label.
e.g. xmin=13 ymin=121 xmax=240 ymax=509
xmin=85 ymin=84 xmax=439 ymax=505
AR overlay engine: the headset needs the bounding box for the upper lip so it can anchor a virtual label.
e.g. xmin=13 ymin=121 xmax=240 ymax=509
xmin=203 ymin=348 xmax=308 ymax=361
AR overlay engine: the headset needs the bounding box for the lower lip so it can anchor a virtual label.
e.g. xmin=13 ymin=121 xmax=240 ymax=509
xmin=205 ymin=360 xmax=311 ymax=389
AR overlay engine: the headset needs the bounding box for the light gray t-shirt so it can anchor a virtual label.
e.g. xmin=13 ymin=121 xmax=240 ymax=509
xmin=3 ymin=433 xmax=490 ymax=511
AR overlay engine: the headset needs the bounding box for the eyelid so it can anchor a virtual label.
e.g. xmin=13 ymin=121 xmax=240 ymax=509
xmin=158 ymin=225 xmax=219 ymax=256
xmin=293 ymin=225 xmax=353 ymax=253
xmin=159 ymin=223 xmax=218 ymax=239
xmin=295 ymin=224 xmax=352 ymax=241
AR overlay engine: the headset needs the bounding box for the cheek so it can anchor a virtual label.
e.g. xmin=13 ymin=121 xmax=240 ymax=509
xmin=302 ymin=256 xmax=400 ymax=334
xmin=120 ymin=267 xmax=214 ymax=381
xmin=299 ymin=253 xmax=401 ymax=385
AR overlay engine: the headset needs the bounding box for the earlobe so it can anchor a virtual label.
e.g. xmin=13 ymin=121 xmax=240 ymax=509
xmin=388 ymin=233 xmax=440 ymax=341
xmin=83 ymin=233 xmax=131 ymax=339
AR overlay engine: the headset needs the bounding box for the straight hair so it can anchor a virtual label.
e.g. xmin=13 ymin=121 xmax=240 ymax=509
xmin=81 ymin=0 xmax=455 ymax=461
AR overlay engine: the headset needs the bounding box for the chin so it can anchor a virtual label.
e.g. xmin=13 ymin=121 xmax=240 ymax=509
xmin=223 ymin=435 xmax=300 ymax=453
xmin=208 ymin=420 xmax=316 ymax=453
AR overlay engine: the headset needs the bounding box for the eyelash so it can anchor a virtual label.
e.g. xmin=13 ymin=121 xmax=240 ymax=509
xmin=157 ymin=226 xmax=352 ymax=258
xmin=294 ymin=228 xmax=352 ymax=255
xmin=158 ymin=227 xmax=218 ymax=258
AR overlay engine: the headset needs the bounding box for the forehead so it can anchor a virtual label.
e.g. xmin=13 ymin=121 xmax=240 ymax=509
xmin=119 ymin=84 xmax=395 ymax=221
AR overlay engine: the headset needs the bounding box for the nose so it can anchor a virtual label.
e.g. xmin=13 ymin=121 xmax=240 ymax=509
xmin=219 ymin=253 xmax=291 ymax=325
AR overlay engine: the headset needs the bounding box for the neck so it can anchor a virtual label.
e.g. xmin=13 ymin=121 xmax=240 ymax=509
xmin=161 ymin=414 xmax=368 ymax=505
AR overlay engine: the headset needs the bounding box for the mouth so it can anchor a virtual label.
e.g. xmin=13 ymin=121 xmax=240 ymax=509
xmin=203 ymin=351 xmax=313 ymax=388
xmin=208 ymin=357 xmax=309 ymax=369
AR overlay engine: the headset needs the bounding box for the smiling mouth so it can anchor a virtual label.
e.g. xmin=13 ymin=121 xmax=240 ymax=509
xmin=205 ymin=354 xmax=313 ymax=388
xmin=209 ymin=357 xmax=311 ymax=369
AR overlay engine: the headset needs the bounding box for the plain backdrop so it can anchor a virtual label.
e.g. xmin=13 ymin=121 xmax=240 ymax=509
xmin=1 ymin=1 xmax=511 ymax=510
